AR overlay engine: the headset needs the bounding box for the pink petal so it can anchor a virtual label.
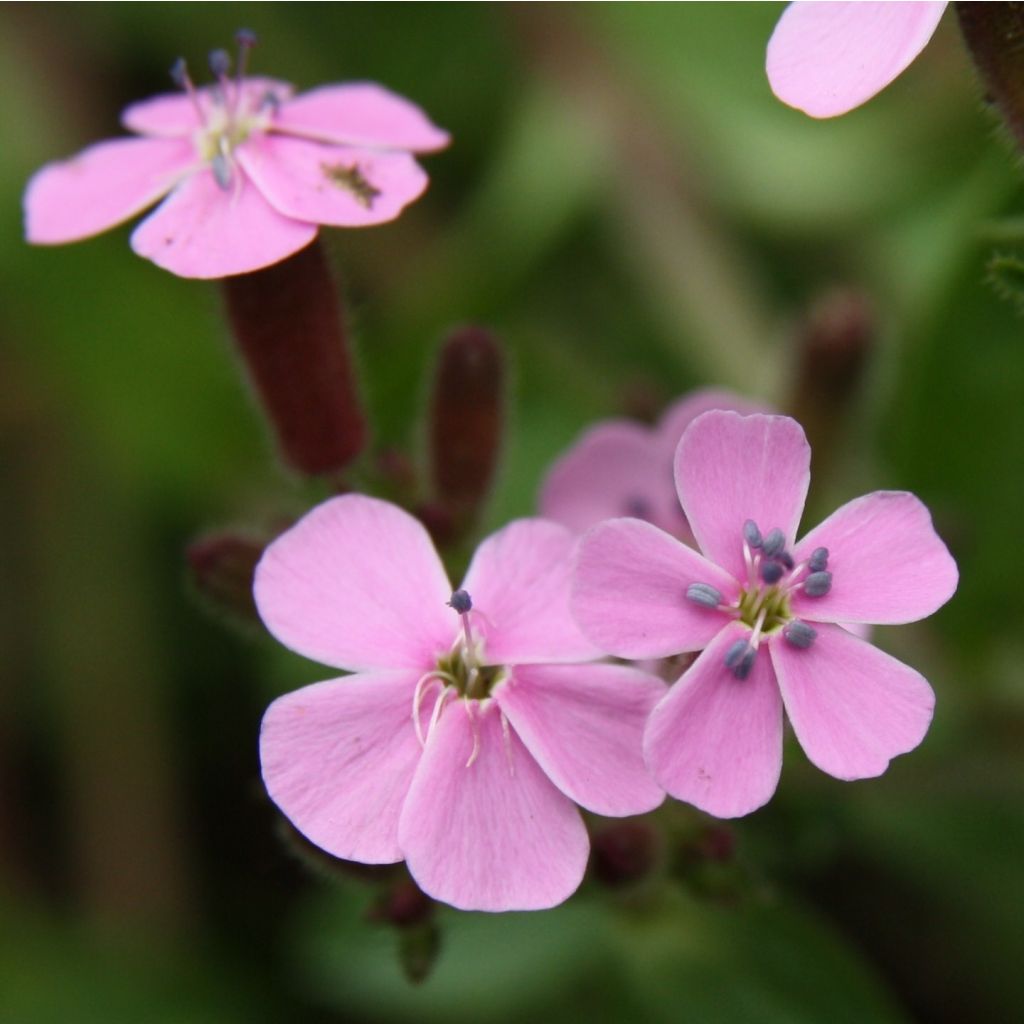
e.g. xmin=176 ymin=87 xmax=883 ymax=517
xmin=572 ymin=517 xmax=738 ymax=660
xmin=538 ymin=420 xmax=686 ymax=537
xmin=260 ymin=670 xmax=422 ymax=863
xmin=460 ymin=519 xmax=600 ymax=665
xmin=644 ymin=622 xmax=784 ymax=818
xmin=675 ymin=412 xmax=810 ymax=581
xmin=121 ymin=79 xmax=295 ymax=136
xmin=791 ymin=491 xmax=958 ymax=625
xmin=398 ymin=699 xmax=589 ymax=911
xmin=770 ymin=623 xmax=935 ymax=780
xmin=24 ymin=136 xmax=192 ymax=244
xmin=254 ymin=495 xmax=455 ymax=672
xmin=766 ymin=1 xmax=947 ymax=118
xmin=237 ymin=135 xmax=429 ymax=228
xmin=273 ymin=83 xmax=450 ymax=151
xmin=656 ymin=388 xmax=770 ymax=459
xmin=129 ymin=166 xmax=317 ymax=278
xmin=494 ymin=663 xmax=666 ymax=817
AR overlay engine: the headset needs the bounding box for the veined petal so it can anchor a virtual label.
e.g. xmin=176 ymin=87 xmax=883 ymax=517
xmin=398 ymin=700 xmax=589 ymax=912
xmin=770 ymin=623 xmax=935 ymax=780
xmin=538 ymin=420 xmax=684 ymax=537
xmin=495 ymin=663 xmax=666 ymax=817
xmin=254 ymin=495 xmax=455 ymax=672
xmin=644 ymin=622 xmax=784 ymax=819
xmin=766 ymin=1 xmax=948 ymax=118
xmin=460 ymin=519 xmax=601 ymax=665
xmin=791 ymin=491 xmax=958 ymax=624
xmin=572 ymin=517 xmax=738 ymax=660
xmin=238 ymin=135 xmax=429 ymax=228
xmin=130 ymin=167 xmax=317 ymax=278
xmin=121 ymin=78 xmax=295 ymax=136
xmin=24 ymin=136 xmax=192 ymax=244
xmin=675 ymin=412 xmax=810 ymax=581
xmin=273 ymin=83 xmax=450 ymax=151
xmin=260 ymin=670 xmax=422 ymax=864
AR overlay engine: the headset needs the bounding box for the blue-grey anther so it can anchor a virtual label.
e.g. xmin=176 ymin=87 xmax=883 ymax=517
xmin=779 ymin=551 xmax=795 ymax=570
xmin=209 ymin=48 xmax=231 ymax=77
xmin=783 ymin=621 xmax=817 ymax=649
xmin=170 ymin=57 xmax=189 ymax=88
xmin=808 ymin=547 xmax=829 ymax=572
xmin=686 ymin=582 xmax=722 ymax=608
xmin=211 ymin=153 xmax=233 ymax=190
xmin=731 ymin=645 xmax=757 ymax=680
xmin=724 ymin=638 xmax=749 ymax=669
xmin=762 ymin=528 xmax=785 ymax=557
xmin=236 ymin=28 xmax=259 ymax=48
xmin=448 ymin=589 xmax=473 ymax=614
xmin=760 ymin=560 xmax=784 ymax=585
xmin=804 ymin=571 xmax=832 ymax=597
xmin=743 ymin=519 xmax=762 ymax=549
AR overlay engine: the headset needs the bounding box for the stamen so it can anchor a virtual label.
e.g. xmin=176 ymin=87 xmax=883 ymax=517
xmin=686 ymin=582 xmax=723 ymax=608
xmin=762 ymin=528 xmax=785 ymax=558
xmin=783 ymin=620 xmax=817 ymax=649
xmin=208 ymin=48 xmax=231 ymax=78
xmin=724 ymin=637 xmax=756 ymax=679
xmin=464 ymin=701 xmax=481 ymax=768
xmin=448 ymin=589 xmax=472 ymax=614
xmin=170 ymin=57 xmax=206 ymax=125
xmin=211 ymin=152 xmax=233 ymax=190
xmin=233 ymin=29 xmax=258 ymax=117
xmin=808 ymin=547 xmax=829 ymax=572
xmin=779 ymin=551 xmax=795 ymax=570
xmin=743 ymin=519 xmax=763 ymax=549
xmin=412 ymin=670 xmax=456 ymax=746
xmin=500 ymin=711 xmax=515 ymax=778
xmin=427 ymin=685 xmax=453 ymax=744
xmin=760 ymin=560 xmax=784 ymax=585
xmin=804 ymin=571 xmax=833 ymax=597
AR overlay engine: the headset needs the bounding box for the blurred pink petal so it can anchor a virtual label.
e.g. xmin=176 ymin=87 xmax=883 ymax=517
xmin=260 ymin=671 xmax=423 ymax=863
xmin=253 ymin=495 xmax=453 ymax=671
xmin=767 ymin=1 xmax=947 ymax=118
xmin=656 ymin=388 xmax=769 ymax=455
xmin=496 ymin=663 xmax=666 ymax=816
xmin=25 ymin=136 xmax=192 ymax=244
xmin=460 ymin=519 xmax=600 ymax=665
xmin=237 ymin=135 xmax=428 ymax=228
xmin=644 ymin=622 xmax=784 ymax=818
xmin=398 ymin=700 xmax=589 ymax=912
xmin=771 ymin=623 xmax=935 ymax=779
xmin=675 ymin=412 xmax=810 ymax=582
xmin=572 ymin=517 xmax=738 ymax=659
xmin=273 ymin=82 xmax=450 ymax=151
xmin=792 ymin=491 xmax=958 ymax=625
xmin=130 ymin=169 xmax=318 ymax=278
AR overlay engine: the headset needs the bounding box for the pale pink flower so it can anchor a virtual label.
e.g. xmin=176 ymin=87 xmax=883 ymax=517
xmin=767 ymin=2 xmax=948 ymax=118
xmin=572 ymin=411 xmax=957 ymax=818
xmin=24 ymin=32 xmax=449 ymax=278
xmin=256 ymin=495 xmax=665 ymax=912
xmin=539 ymin=389 xmax=768 ymax=543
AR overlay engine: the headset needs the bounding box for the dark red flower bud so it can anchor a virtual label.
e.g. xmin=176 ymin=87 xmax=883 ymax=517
xmin=186 ymin=530 xmax=265 ymax=625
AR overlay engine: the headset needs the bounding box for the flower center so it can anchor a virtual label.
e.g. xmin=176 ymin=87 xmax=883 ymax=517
xmin=685 ymin=519 xmax=832 ymax=679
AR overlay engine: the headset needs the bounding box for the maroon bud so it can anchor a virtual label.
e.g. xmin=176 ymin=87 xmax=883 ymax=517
xmin=368 ymin=878 xmax=435 ymax=929
xmin=591 ymin=821 xmax=659 ymax=887
xmin=221 ymin=239 xmax=367 ymax=477
xmin=427 ymin=326 xmax=505 ymax=538
xmin=186 ymin=530 xmax=265 ymax=624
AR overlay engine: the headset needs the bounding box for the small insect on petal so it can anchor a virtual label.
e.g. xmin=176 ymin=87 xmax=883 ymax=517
xmin=804 ymin=570 xmax=833 ymax=597
xmin=686 ymin=582 xmax=723 ymax=608
xmin=782 ymin=620 xmax=817 ymax=649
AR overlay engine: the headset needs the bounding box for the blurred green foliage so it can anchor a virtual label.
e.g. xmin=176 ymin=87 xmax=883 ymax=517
xmin=2 ymin=4 xmax=1023 ymax=1023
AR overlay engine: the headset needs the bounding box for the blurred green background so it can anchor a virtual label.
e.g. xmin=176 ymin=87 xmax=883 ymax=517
xmin=2 ymin=3 xmax=1023 ymax=1022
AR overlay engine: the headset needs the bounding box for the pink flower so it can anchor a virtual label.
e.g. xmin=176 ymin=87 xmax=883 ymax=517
xmin=24 ymin=32 xmax=449 ymax=278
xmin=767 ymin=2 xmax=948 ymax=118
xmin=255 ymin=495 xmax=665 ymax=911
xmin=572 ymin=411 xmax=957 ymax=818
xmin=539 ymin=389 xmax=768 ymax=543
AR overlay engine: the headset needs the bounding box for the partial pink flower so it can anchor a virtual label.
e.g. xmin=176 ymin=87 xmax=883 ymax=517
xmin=256 ymin=495 xmax=665 ymax=912
xmin=572 ymin=411 xmax=957 ymax=818
xmin=539 ymin=389 xmax=768 ymax=543
xmin=24 ymin=32 xmax=449 ymax=278
xmin=767 ymin=2 xmax=948 ymax=118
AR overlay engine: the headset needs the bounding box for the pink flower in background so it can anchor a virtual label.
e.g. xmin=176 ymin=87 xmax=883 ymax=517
xmin=573 ymin=411 xmax=957 ymax=818
xmin=767 ymin=2 xmax=948 ymax=118
xmin=256 ymin=495 xmax=665 ymax=912
xmin=24 ymin=31 xmax=449 ymax=278
xmin=539 ymin=389 xmax=768 ymax=543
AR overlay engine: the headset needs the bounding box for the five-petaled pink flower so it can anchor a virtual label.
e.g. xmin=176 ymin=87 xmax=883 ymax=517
xmin=572 ymin=411 xmax=957 ymax=818
xmin=255 ymin=494 xmax=665 ymax=912
xmin=24 ymin=31 xmax=449 ymax=278
xmin=539 ymin=388 xmax=767 ymax=543
xmin=767 ymin=2 xmax=948 ymax=118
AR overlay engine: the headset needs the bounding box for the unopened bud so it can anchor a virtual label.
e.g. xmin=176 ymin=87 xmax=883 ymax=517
xmin=591 ymin=821 xmax=659 ymax=887
xmin=186 ymin=530 xmax=265 ymax=625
